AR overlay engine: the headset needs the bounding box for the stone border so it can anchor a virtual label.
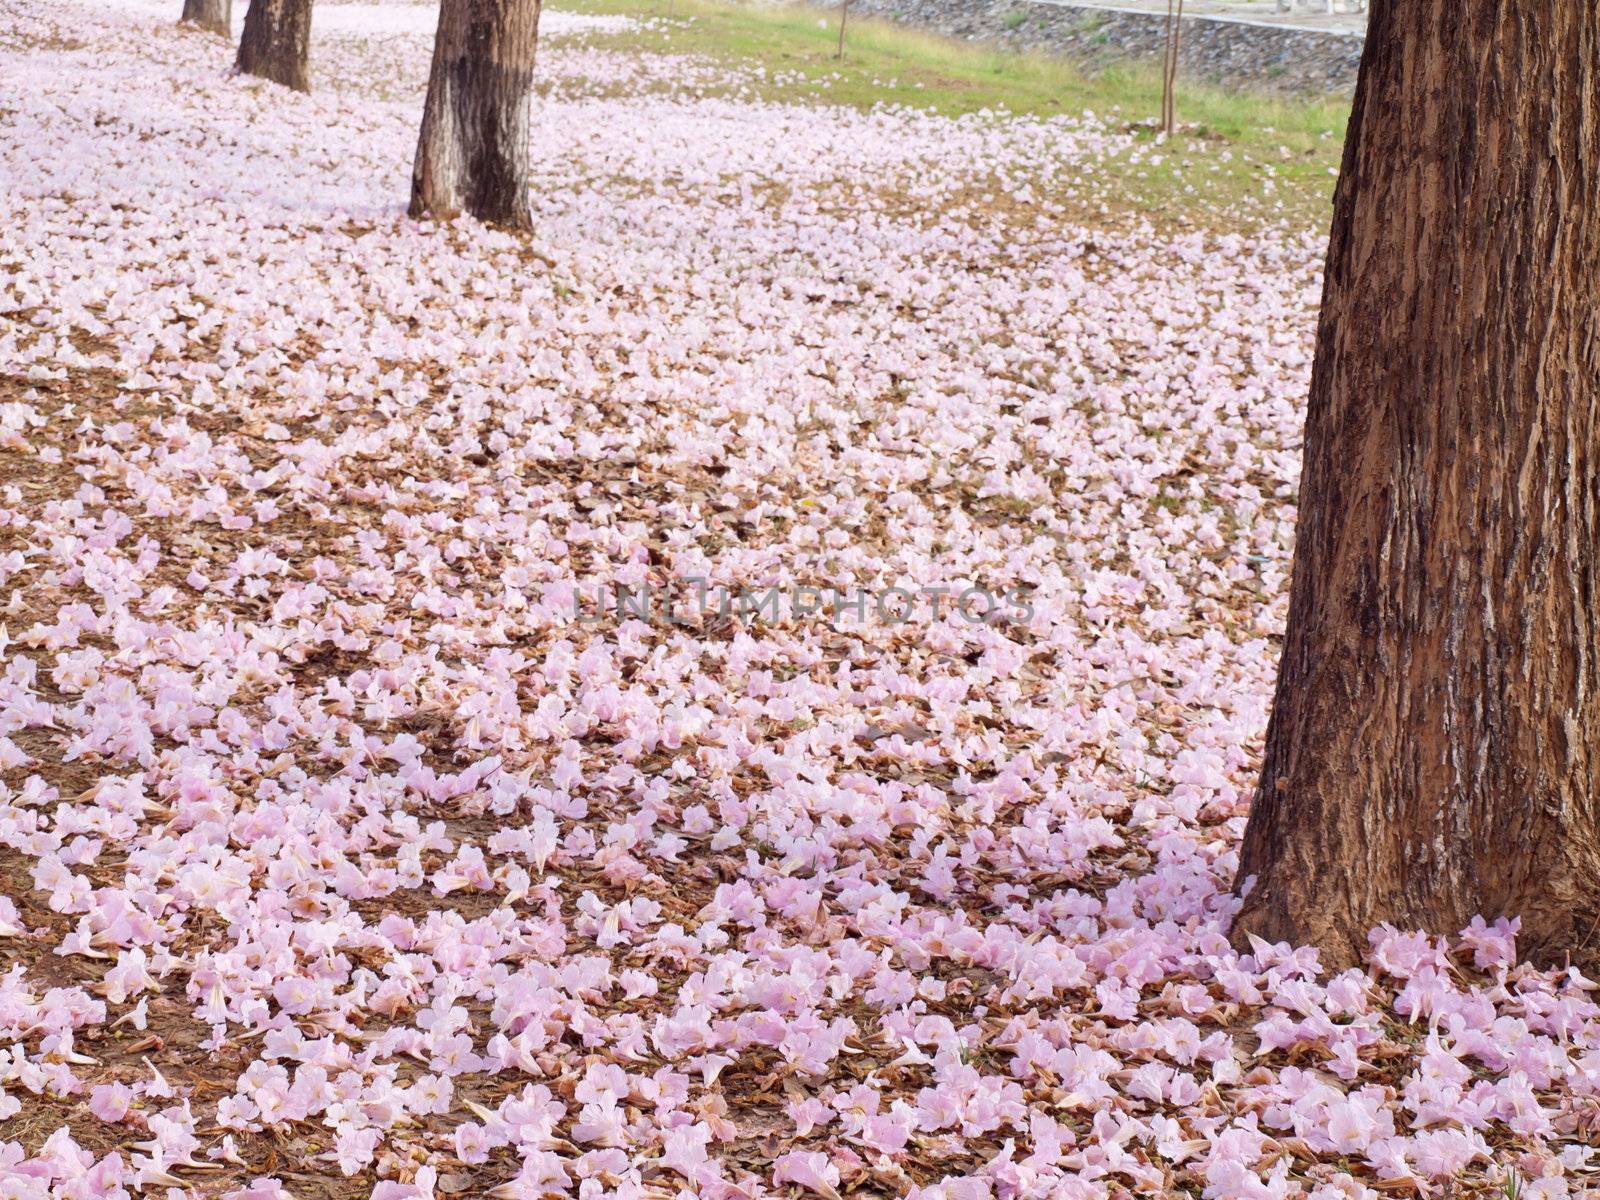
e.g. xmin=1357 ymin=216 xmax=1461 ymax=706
xmin=843 ymin=0 xmax=1364 ymax=96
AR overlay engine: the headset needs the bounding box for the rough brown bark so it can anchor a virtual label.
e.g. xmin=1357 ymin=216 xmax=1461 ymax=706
xmin=236 ymin=0 xmax=312 ymax=93
xmin=1233 ymin=0 xmax=1600 ymax=969
xmin=410 ymin=0 xmax=541 ymax=230
xmin=180 ymin=0 xmax=231 ymax=37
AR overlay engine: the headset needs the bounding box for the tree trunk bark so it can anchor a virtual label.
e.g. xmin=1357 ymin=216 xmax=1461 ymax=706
xmin=410 ymin=0 xmax=541 ymax=231
xmin=236 ymin=0 xmax=312 ymax=93
xmin=1233 ymin=0 xmax=1600 ymax=970
xmin=180 ymin=0 xmax=231 ymax=37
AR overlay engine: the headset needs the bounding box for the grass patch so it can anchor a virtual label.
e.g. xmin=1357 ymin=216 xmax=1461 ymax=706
xmin=551 ymin=0 xmax=1350 ymax=231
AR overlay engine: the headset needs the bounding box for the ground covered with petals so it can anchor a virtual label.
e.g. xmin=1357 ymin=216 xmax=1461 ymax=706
xmin=1 ymin=1 xmax=1598 ymax=1197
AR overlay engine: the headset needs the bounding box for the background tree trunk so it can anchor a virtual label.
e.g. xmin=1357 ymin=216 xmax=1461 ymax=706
xmin=1159 ymin=0 xmax=1182 ymax=134
xmin=236 ymin=0 xmax=312 ymax=92
xmin=180 ymin=0 xmax=231 ymax=36
xmin=410 ymin=0 xmax=541 ymax=230
xmin=1233 ymin=0 xmax=1600 ymax=969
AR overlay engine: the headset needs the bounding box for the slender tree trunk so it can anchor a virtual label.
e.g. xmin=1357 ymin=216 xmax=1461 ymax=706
xmin=1164 ymin=0 xmax=1177 ymax=132
xmin=236 ymin=0 xmax=312 ymax=93
xmin=410 ymin=0 xmax=541 ymax=231
xmin=836 ymin=0 xmax=849 ymax=60
xmin=180 ymin=0 xmax=231 ymax=37
xmin=1159 ymin=0 xmax=1182 ymax=134
xmin=1233 ymin=0 xmax=1600 ymax=969
xmin=1165 ymin=0 xmax=1182 ymax=133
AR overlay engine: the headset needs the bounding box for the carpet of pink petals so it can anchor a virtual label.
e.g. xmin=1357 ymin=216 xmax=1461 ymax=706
xmin=1 ymin=0 xmax=1598 ymax=1197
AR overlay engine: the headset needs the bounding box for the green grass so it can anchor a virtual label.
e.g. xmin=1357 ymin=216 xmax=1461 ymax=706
xmin=550 ymin=0 xmax=1350 ymax=231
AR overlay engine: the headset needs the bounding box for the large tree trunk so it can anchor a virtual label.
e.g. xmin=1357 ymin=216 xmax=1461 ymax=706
xmin=236 ymin=0 xmax=312 ymax=93
xmin=1233 ymin=0 xmax=1600 ymax=969
xmin=180 ymin=0 xmax=231 ymax=37
xmin=410 ymin=0 xmax=541 ymax=230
